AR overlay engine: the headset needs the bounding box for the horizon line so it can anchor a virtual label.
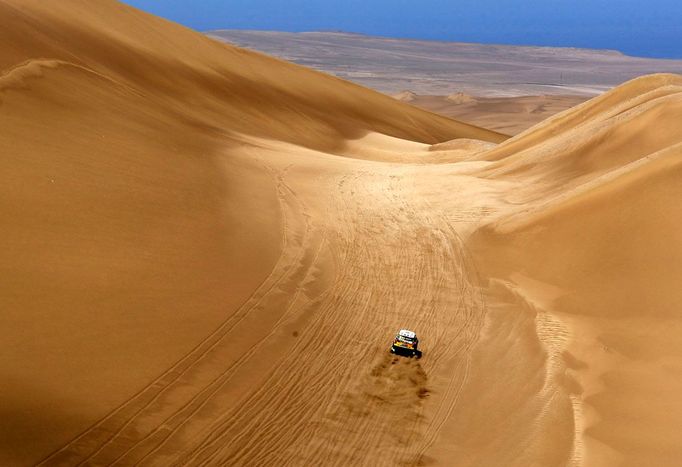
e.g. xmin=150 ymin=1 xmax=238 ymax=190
xmin=206 ymin=28 xmax=682 ymax=61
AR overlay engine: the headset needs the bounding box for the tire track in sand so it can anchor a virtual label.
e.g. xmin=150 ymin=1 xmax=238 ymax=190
xmin=41 ymin=160 xmax=489 ymax=466
xmin=38 ymin=164 xmax=324 ymax=466
xmin=167 ymin=165 xmax=487 ymax=466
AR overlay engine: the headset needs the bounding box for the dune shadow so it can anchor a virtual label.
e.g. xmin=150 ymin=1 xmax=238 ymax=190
xmin=0 ymin=379 xmax=92 ymax=466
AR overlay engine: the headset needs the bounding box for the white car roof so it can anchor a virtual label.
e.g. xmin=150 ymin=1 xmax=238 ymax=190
xmin=398 ymin=329 xmax=416 ymax=339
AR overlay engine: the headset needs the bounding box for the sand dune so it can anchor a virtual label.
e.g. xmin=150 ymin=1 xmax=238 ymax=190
xmin=2 ymin=1 xmax=681 ymax=466
xmin=392 ymin=90 xmax=418 ymax=102
xmin=407 ymin=94 xmax=588 ymax=135
xmin=470 ymin=77 xmax=682 ymax=466
xmin=470 ymin=147 xmax=682 ymax=466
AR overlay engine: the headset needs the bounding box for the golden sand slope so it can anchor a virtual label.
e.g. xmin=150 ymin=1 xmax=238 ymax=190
xmin=407 ymin=94 xmax=588 ymax=135
xmin=0 ymin=1 xmax=505 ymax=152
xmin=2 ymin=1 xmax=682 ymax=466
xmin=470 ymin=76 xmax=682 ymax=466
xmin=0 ymin=0 xmax=499 ymax=464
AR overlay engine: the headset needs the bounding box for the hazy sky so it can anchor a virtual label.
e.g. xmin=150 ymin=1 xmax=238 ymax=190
xmin=122 ymin=0 xmax=682 ymax=58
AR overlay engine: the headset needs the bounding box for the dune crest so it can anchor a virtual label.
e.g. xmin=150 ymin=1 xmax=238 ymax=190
xmin=479 ymin=74 xmax=682 ymax=162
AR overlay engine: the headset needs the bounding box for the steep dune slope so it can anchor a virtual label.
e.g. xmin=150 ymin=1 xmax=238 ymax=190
xmin=0 ymin=0 xmax=505 ymax=153
xmin=0 ymin=0 xmax=503 ymax=465
xmin=479 ymin=74 xmax=682 ymax=163
xmin=468 ymin=74 xmax=682 ymax=206
xmin=476 ymin=144 xmax=682 ymax=319
xmin=470 ymin=78 xmax=682 ymax=466
xmin=0 ymin=53 xmax=282 ymax=464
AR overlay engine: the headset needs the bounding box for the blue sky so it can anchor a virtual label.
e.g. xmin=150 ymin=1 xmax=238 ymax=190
xmin=122 ymin=0 xmax=682 ymax=58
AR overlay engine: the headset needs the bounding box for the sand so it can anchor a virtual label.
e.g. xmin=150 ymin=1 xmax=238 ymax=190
xmin=392 ymin=90 xmax=418 ymax=102
xmin=404 ymin=94 xmax=590 ymax=135
xmin=2 ymin=1 xmax=681 ymax=466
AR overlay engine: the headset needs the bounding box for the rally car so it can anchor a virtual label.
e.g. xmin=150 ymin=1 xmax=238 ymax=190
xmin=390 ymin=329 xmax=422 ymax=358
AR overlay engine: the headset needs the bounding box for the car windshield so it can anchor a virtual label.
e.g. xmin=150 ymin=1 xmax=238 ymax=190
xmin=396 ymin=336 xmax=415 ymax=344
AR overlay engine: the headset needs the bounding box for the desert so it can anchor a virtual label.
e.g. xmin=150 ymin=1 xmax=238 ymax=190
xmin=2 ymin=1 xmax=682 ymax=466
xmin=210 ymin=30 xmax=682 ymax=135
